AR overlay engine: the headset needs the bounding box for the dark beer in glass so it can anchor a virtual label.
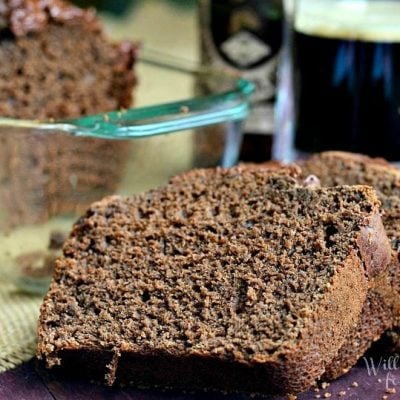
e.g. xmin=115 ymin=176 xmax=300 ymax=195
xmin=276 ymin=0 xmax=400 ymax=162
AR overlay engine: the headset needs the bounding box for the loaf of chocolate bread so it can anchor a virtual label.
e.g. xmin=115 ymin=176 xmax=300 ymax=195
xmin=0 ymin=0 xmax=136 ymax=228
xmin=37 ymin=167 xmax=390 ymax=395
xmin=300 ymin=151 xmax=400 ymax=379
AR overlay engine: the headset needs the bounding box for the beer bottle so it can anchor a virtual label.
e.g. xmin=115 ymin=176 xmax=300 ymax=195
xmin=198 ymin=0 xmax=283 ymax=162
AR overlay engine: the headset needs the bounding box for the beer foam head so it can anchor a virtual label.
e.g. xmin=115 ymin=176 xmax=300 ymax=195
xmin=294 ymin=0 xmax=400 ymax=42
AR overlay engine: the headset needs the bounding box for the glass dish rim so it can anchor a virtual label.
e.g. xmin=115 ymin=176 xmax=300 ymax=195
xmin=0 ymin=77 xmax=254 ymax=140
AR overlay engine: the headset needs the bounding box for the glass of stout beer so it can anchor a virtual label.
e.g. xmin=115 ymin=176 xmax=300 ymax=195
xmin=274 ymin=0 xmax=400 ymax=163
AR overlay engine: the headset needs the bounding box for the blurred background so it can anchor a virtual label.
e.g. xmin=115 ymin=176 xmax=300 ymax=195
xmin=77 ymin=0 xmax=199 ymax=106
xmin=78 ymin=0 xmax=400 ymax=165
xmin=83 ymin=0 xmax=283 ymax=164
xmin=69 ymin=0 xmax=285 ymax=163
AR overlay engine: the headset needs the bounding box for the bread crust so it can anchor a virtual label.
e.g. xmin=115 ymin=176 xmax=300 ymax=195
xmin=300 ymin=151 xmax=400 ymax=380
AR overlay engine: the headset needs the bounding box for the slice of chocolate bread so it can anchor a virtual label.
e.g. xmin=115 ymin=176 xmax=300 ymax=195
xmin=300 ymin=151 xmax=400 ymax=379
xmin=0 ymin=0 xmax=136 ymax=227
xmin=37 ymin=167 xmax=390 ymax=395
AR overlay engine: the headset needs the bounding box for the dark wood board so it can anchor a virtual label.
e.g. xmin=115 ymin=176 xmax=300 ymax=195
xmin=0 ymin=358 xmax=398 ymax=400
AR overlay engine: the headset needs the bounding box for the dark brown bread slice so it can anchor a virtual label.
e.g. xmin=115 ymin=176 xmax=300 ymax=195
xmin=0 ymin=0 xmax=136 ymax=228
xmin=37 ymin=167 xmax=390 ymax=395
xmin=300 ymin=151 xmax=400 ymax=379
xmin=0 ymin=0 xmax=136 ymax=118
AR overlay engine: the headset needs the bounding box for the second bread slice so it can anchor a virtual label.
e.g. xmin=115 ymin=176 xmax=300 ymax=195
xmin=301 ymin=151 xmax=400 ymax=379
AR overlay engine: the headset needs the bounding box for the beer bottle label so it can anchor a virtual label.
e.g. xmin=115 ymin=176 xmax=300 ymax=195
xmin=199 ymin=0 xmax=283 ymax=135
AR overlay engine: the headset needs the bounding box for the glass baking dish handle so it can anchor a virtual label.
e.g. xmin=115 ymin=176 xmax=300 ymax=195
xmin=0 ymin=78 xmax=254 ymax=139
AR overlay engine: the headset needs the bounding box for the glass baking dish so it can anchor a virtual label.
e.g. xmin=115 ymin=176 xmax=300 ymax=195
xmin=0 ymin=68 xmax=253 ymax=294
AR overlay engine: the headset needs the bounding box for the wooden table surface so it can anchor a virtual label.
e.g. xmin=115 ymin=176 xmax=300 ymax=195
xmin=0 ymin=357 xmax=398 ymax=400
